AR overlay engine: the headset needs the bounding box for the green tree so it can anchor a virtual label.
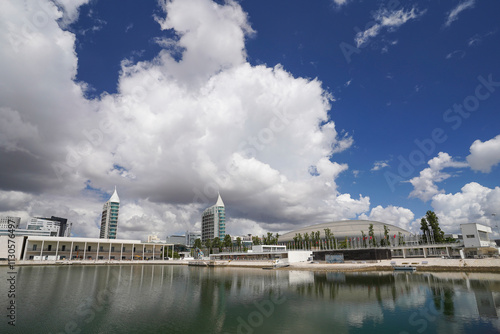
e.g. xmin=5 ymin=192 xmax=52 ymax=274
xmin=423 ymin=211 xmax=445 ymax=243
xmin=204 ymin=239 xmax=212 ymax=252
xmin=193 ymin=238 xmax=202 ymax=249
xmin=420 ymin=218 xmax=430 ymax=244
xmin=252 ymin=236 xmax=261 ymax=246
xmin=223 ymin=234 xmax=232 ymax=250
xmin=275 ymin=233 xmax=279 ymax=244
xmin=368 ymin=224 xmax=376 ymax=247
xmin=361 ymin=230 xmax=367 ymax=248
xmin=314 ymin=231 xmax=320 ymax=249
xmin=236 ymin=237 xmax=242 ymax=251
xmin=265 ymin=232 xmax=274 ymax=245
xmin=304 ymin=233 xmax=310 ymax=249
xmin=420 ymin=211 xmax=445 ymax=244
xmin=165 ymin=248 xmax=180 ymax=259
xmin=324 ymin=228 xmax=332 ymax=248
xmin=212 ymin=237 xmax=221 ymax=252
xmin=382 ymin=225 xmax=390 ymax=247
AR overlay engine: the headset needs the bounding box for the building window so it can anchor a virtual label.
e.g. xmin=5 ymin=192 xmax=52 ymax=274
xmin=88 ymin=246 xmax=92 ymax=251
xmin=478 ymin=231 xmax=489 ymax=241
xmin=466 ymin=235 xmax=475 ymax=238
xmin=32 ymin=244 xmax=37 ymax=251
xmin=48 ymin=245 xmax=52 ymax=251
xmin=75 ymin=245 xmax=79 ymax=251
xmin=62 ymin=245 xmax=66 ymax=251
xmin=99 ymin=246 xmax=104 ymax=251
xmin=111 ymin=246 xmax=115 ymax=252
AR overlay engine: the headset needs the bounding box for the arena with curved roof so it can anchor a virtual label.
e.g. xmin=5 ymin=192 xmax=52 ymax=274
xmin=279 ymin=220 xmax=412 ymax=243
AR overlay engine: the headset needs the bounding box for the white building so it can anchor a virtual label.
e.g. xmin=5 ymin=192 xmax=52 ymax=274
xmin=0 ymin=235 xmax=174 ymax=261
xmin=0 ymin=216 xmax=21 ymax=229
xmin=166 ymin=235 xmax=186 ymax=244
xmin=460 ymin=223 xmax=499 ymax=257
xmin=201 ymin=193 xmax=226 ymax=243
xmin=27 ymin=218 xmax=61 ymax=236
xmin=147 ymin=234 xmax=165 ymax=243
xmin=252 ymin=245 xmax=287 ymax=253
xmin=100 ymin=187 xmax=120 ymax=239
xmin=186 ymin=231 xmax=201 ymax=247
xmin=210 ymin=245 xmax=312 ymax=264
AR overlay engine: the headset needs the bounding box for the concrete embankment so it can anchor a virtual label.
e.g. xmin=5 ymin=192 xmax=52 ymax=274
xmin=284 ymin=258 xmax=500 ymax=273
xmin=3 ymin=258 xmax=500 ymax=273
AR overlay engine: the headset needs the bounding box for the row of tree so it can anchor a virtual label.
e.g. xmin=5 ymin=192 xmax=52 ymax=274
xmin=289 ymin=211 xmax=450 ymax=249
xmin=192 ymin=211 xmax=449 ymax=253
xmin=192 ymin=232 xmax=280 ymax=255
xmin=289 ymin=225 xmax=398 ymax=249
xmin=252 ymin=232 xmax=279 ymax=245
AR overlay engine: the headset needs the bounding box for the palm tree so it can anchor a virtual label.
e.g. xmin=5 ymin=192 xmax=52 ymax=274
xmin=223 ymin=234 xmax=232 ymax=251
xmin=236 ymin=237 xmax=242 ymax=251
xmin=212 ymin=237 xmax=221 ymax=252
xmin=204 ymin=239 xmax=212 ymax=254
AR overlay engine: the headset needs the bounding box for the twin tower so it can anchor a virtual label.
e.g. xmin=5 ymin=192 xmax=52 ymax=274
xmin=98 ymin=188 xmax=224 ymax=242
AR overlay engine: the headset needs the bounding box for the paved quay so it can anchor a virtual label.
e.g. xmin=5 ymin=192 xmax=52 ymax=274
xmin=3 ymin=257 xmax=500 ymax=272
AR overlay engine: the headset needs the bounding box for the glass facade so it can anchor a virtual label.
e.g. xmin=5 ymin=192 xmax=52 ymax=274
xmin=201 ymin=195 xmax=226 ymax=243
xmin=100 ymin=189 xmax=120 ymax=239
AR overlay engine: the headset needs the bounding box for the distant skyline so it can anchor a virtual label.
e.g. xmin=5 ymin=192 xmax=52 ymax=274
xmin=0 ymin=0 xmax=499 ymax=240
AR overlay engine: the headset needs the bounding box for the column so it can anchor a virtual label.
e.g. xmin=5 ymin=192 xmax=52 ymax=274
xmin=423 ymin=247 xmax=427 ymax=258
xmin=83 ymin=241 xmax=88 ymax=260
xmin=109 ymin=242 xmax=112 ymax=260
xmin=402 ymin=248 xmax=406 ymax=259
xmin=22 ymin=237 xmax=28 ymax=261
xmin=97 ymin=242 xmax=100 ymax=261
xmin=40 ymin=240 xmax=44 ymax=259
xmin=132 ymin=243 xmax=135 ymax=261
xmin=55 ymin=240 xmax=60 ymax=260
xmin=120 ymin=243 xmax=123 ymax=261
xmin=69 ymin=241 xmax=73 ymax=260
xmin=153 ymin=245 xmax=155 ymax=260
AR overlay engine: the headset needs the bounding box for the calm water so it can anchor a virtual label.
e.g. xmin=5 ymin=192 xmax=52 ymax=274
xmin=1 ymin=265 xmax=500 ymax=334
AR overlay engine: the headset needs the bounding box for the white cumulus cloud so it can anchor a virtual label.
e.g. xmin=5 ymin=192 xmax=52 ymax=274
xmin=0 ymin=0 xmax=367 ymax=240
xmin=408 ymin=152 xmax=468 ymax=202
xmin=467 ymin=134 xmax=500 ymax=173
xmin=358 ymin=205 xmax=415 ymax=232
xmin=431 ymin=182 xmax=500 ymax=235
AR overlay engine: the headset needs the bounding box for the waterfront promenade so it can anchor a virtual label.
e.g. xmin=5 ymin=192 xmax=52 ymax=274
xmin=3 ymin=257 xmax=500 ymax=272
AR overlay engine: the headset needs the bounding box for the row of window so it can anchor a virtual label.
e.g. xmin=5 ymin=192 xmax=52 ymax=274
xmin=31 ymin=245 xmax=166 ymax=252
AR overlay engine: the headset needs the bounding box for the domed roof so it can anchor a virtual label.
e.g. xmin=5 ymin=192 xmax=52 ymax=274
xmin=279 ymin=220 xmax=411 ymax=242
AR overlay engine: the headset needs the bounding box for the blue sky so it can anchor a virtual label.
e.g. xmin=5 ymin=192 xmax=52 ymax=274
xmin=0 ymin=0 xmax=499 ymax=239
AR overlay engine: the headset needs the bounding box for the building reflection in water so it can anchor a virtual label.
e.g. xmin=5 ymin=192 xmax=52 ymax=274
xmin=9 ymin=265 xmax=500 ymax=333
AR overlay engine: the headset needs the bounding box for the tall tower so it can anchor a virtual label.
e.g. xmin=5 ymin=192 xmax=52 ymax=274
xmin=99 ymin=187 xmax=120 ymax=239
xmin=201 ymin=193 xmax=226 ymax=243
